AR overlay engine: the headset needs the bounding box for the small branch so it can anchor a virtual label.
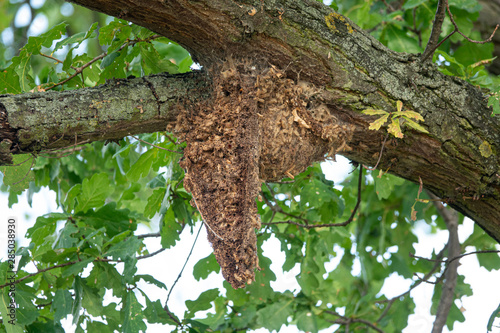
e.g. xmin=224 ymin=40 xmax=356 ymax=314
xmin=137 ymin=232 xmax=161 ymax=239
xmin=421 ymin=0 xmax=499 ymax=62
xmin=325 ymin=310 xmax=385 ymax=333
xmin=165 ymin=223 xmax=203 ymax=307
xmin=43 ymin=35 xmax=161 ymax=91
xmin=422 ymin=0 xmax=447 ymax=61
xmin=363 ymin=133 xmax=389 ymax=171
xmin=429 ymin=192 xmax=460 ymax=333
xmin=137 ymin=248 xmax=165 ymax=260
xmin=0 ymin=242 xmax=166 ymax=289
xmin=446 ymin=3 xmax=499 ymax=44
xmin=376 ymin=248 xmax=446 ymax=321
xmin=262 ymin=167 xmax=363 ymax=229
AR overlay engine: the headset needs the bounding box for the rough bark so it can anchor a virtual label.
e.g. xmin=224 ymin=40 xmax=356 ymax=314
xmin=0 ymin=72 xmax=210 ymax=164
xmin=1 ymin=0 xmax=499 ymax=242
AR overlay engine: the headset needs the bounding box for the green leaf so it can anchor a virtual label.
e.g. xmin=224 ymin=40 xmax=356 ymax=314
xmin=72 ymin=277 xmax=84 ymax=325
xmin=402 ymin=0 xmax=427 ymax=9
xmin=53 ymin=222 xmax=79 ymax=249
xmin=185 ymin=289 xmax=219 ymax=320
xmin=0 ymin=69 xmax=22 ymax=94
xmin=160 ymin=208 xmax=182 ymax=249
xmin=256 ymin=300 xmax=293 ymax=331
xmin=105 ymin=235 xmax=142 ymax=260
xmin=296 ymin=310 xmax=318 ymax=333
xmin=382 ymin=23 xmax=422 ymax=53
xmin=61 ymin=258 xmax=94 ymax=278
xmin=54 ymin=22 xmax=98 ymax=52
xmin=79 ymin=203 xmax=137 ymax=238
xmin=193 ymin=253 xmax=220 ymax=281
xmin=75 ymin=173 xmax=112 ymax=212
xmin=0 ymin=155 xmax=35 ymax=192
xmin=477 ymin=252 xmax=500 ymax=271
xmin=81 ymin=282 xmax=104 ymax=317
xmin=100 ymin=51 xmax=121 ymax=69
xmin=144 ymin=187 xmax=166 ymax=219
xmin=51 ymin=290 xmax=74 ymax=321
xmin=134 ymin=275 xmax=167 ymax=290
xmin=139 ymin=42 xmax=179 ymax=75
xmin=126 ymin=149 xmax=157 ymax=182
xmin=375 ymin=171 xmax=405 ymax=200
xmin=0 ymin=290 xmax=24 ymax=332
xmin=122 ymin=291 xmax=147 ymax=333
xmin=487 ymin=94 xmax=500 ymax=116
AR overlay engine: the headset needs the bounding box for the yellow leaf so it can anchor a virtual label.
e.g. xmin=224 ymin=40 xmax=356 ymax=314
xmin=368 ymin=114 xmax=389 ymax=131
xmin=388 ymin=118 xmax=403 ymax=138
xmin=396 ymin=110 xmax=424 ymax=121
xmin=405 ymin=119 xmax=429 ymax=133
xmin=479 ymin=141 xmax=493 ymax=158
xmin=396 ymin=100 xmax=403 ymax=112
xmin=362 ymin=109 xmax=388 ymax=116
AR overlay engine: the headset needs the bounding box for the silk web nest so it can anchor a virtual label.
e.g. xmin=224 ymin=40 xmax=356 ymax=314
xmin=170 ymin=58 xmax=350 ymax=288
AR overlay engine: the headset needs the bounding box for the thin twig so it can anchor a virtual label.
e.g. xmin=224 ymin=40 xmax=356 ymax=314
xmin=421 ymin=0 xmax=499 ymax=62
xmin=137 ymin=232 xmax=161 ymax=239
xmin=137 ymin=248 xmax=166 ymax=260
xmin=363 ymin=133 xmax=389 ymax=171
xmin=0 ymin=242 xmax=167 ymax=289
xmin=165 ymin=223 xmax=203 ymax=307
xmin=130 ymin=134 xmax=183 ymax=154
xmin=262 ymin=166 xmax=363 ymax=229
xmin=44 ymin=35 xmax=161 ymax=91
xmin=446 ymin=2 xmax=499 ymax=44
xmin=376 ymin=248 xmax=446 ymax=321
xmin=325 ymin=310 xmax=385 ymax=333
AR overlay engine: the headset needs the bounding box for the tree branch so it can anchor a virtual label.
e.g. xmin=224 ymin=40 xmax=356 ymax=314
xmin=0 ymin=243 xmax=166 ymax=289
xmin=428 ymin=192 xmax=460 ymax=333
xmin=422 ymin=0 xmax=447 ymax=61
xmin=325 ymin=310 xmax=385 ymax=333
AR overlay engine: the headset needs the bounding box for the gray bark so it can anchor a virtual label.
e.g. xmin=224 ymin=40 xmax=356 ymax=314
xmin=1 ymin=0 xmax=499 ymax=242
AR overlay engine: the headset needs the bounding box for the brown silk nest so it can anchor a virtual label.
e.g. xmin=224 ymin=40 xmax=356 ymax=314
xmin=171 ymin=58 xmax=350 ymax=288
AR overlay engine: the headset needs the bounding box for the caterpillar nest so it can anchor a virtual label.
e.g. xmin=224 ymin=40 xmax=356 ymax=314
xmin=171 ymin=58 xmax=350 ymax=288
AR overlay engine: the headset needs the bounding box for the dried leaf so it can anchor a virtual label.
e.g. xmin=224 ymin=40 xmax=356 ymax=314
xmin=411 ymin=207 xmax=417 ymax=221
xmin=418 ymin=176 xmax=423 ymax=197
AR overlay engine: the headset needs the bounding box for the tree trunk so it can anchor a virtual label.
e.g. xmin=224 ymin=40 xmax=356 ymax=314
xmin=1 ymin=0 xmax=499 ymax=242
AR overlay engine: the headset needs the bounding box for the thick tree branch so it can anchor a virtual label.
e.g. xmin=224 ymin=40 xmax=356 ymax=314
xmin=3 ymin=0 xmax=497 ymax=241
xmin=0 ymin=71 xmax=210 ymax=164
